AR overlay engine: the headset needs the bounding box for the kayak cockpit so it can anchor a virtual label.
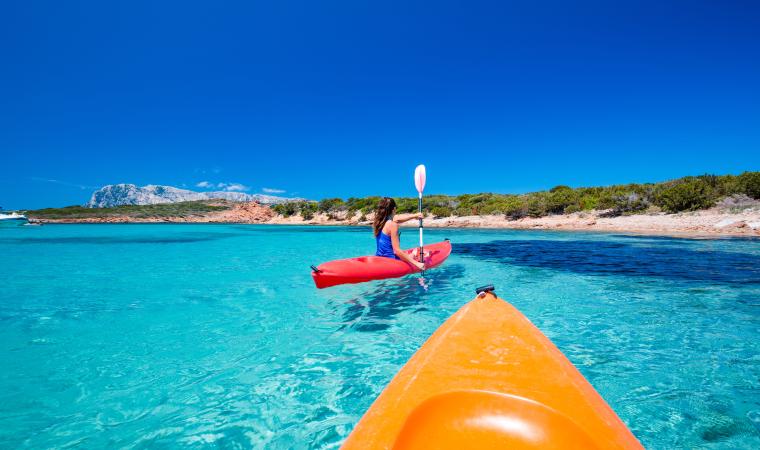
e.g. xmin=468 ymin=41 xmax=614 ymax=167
xmin=393 ymin=390 xmax=601 ymax=449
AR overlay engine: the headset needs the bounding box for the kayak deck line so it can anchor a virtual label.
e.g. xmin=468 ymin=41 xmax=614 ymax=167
xmin=342 ymin=289 xmax=643 ymax=449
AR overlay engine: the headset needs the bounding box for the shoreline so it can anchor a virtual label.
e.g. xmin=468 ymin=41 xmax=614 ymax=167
xmin=31 ymin=208 xmax=760 ymax=239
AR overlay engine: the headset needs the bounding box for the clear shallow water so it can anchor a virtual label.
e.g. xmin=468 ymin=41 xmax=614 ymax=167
xmin=1 ymin=224 xmax=759 ymax=449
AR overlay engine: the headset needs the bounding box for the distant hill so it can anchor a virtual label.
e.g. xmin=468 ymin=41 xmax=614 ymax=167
xmin=87 ymin=184 xmax=302 ymax=208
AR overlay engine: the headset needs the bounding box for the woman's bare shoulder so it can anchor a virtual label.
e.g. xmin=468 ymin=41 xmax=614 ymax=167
xmin=384 ymin=220 xmax=398 ymax=232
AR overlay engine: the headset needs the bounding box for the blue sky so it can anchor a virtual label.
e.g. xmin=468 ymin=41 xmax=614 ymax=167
xmin=2 ymin=0 xmax=759 ymax=209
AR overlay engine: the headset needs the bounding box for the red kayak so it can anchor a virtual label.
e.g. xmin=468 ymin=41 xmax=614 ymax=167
xmin=311 ymin=240 xmax=452 ymax=289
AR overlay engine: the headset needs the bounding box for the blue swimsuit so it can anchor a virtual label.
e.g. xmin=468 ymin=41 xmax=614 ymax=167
xmin=376 ymin=230 xmax=400 ymax=259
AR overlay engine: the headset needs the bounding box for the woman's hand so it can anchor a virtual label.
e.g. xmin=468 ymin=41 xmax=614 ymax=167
xmin=414 ymin=261 xmax=426 ymax=271
xmin=411 ymin=212 xmax=424 ymax=220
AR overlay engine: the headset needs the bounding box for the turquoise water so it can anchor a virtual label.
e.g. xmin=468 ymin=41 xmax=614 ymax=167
xmin=1 ymin=224 xmax=759 ymax=449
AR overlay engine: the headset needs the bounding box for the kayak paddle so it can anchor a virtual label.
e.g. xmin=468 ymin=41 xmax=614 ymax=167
xmin=414 ymin=164 xmax=426 ymax=264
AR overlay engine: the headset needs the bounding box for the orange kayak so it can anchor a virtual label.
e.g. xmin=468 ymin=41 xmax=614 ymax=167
xmin=342 ymin=287 xmax=643 ymax=449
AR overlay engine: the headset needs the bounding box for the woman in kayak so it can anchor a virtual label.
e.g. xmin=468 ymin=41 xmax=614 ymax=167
xmin=373 ymin=197 xmax=425 ymax=270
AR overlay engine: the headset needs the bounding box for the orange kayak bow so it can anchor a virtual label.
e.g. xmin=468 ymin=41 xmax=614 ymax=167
xmin=342 ymin=286 xmax=643 ymax=449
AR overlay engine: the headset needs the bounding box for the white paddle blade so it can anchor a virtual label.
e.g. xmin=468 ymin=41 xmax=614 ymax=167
xmin=414 ymin=164 xmax=426 ymax=193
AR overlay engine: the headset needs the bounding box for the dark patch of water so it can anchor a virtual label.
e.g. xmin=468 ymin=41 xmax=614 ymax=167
xmin=610 ymin=234 xmax=760 ymax=242
xmin=454 ymin=239 xmax=760 ymax=285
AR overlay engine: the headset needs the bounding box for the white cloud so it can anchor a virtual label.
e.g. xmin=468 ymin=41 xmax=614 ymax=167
xmin=195 ymin=181 xmax=250 ymax=192
xmin=262 ymin=187 xmax=285 ymax=194
xmin=222 ymin=183 xmax=249 ymax=192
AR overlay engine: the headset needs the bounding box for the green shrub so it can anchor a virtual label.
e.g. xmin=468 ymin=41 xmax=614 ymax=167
xmin=506 ymin=209 xmax=527 ymax=220
xmin=431 ymin=206 xmax=453 ymax=218
xmin=545 ymin=186 xmax=577 ymax=214
xmin=738 ymin=171 xmax=760 ymax=199
xmin=713 ymin=174 xmax=742 ymax=197
xmin=655 ymin=179 xmax=714 ymax=212
xmin=345 ymin=196 xmax=380 ymax=214
xmin=579 ymin=194 xmax=599 ymax=210
xmin=595 ymin=189 xmax=618 ymax=210
xmin=600 ymin=193 xmax=650 ymax=217
xmin=300 ymin=202 xmax=317 ymax=220
xmin=318 ymin=198 xmax=344 ymax=213
xmin=454 ymin=205 xmax=474 ymax=216
xmin=617 ymin=193 xmax=649 ymax=214
xmin=273 ymin=201 xmax=300 ymax=217
xmin=526 ymin=195 xmax=547 ymax=217
xmin=498 ymin=196 xmax=525 ymax=217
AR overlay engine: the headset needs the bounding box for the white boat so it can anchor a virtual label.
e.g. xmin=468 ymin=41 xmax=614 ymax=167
xmin=0 ymin=212 xmax=28 ymax=224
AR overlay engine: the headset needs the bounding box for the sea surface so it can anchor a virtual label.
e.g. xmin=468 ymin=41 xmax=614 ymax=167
xmin=1 ymin=224 xmax=759 ymax=449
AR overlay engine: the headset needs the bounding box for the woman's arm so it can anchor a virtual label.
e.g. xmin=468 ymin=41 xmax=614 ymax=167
xmin=388 ymin=221 xmax=425 ymax=270
xmin=393 ymin=212 xmax=424 ymax=224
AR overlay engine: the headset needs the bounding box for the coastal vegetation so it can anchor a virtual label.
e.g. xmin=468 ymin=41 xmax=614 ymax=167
xmin=27 ymin=172 xmax=759 ymax=222
xmin=28 ymin=201 xmax=231 ymax=219
xmin=272 ymin=171 xmax=760 ymax=220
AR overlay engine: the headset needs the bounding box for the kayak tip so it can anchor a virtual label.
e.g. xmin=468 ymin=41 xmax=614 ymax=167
xmin=475 ymin=284 xmax=495 ymax=296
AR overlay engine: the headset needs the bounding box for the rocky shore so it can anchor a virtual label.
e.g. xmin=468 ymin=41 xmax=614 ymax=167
xmin=35 ymin=202 xmax=274 ymax=224
xmin=33 ymin=201 xmax=760 ymax=238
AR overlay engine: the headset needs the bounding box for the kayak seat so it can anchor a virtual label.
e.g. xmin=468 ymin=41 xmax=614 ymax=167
xmin=392 ymin=390 xmax=601 ymax=450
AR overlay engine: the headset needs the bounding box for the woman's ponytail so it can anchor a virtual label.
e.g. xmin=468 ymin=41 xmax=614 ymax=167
xmin=373 ymin=197 xmax=397 ymax=236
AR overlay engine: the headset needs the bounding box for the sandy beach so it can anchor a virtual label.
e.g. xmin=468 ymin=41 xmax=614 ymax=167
xmin=35 ymin=202 xmax=760 ymax=238
xmin=418 ymin=210 xmax=760 ymax=237
xmin=274 ymin=208 xmax=760 ymax=237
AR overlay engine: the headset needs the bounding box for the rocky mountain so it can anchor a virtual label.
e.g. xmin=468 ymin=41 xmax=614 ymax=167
xmin=87 ymin=184 xmax=301 ymax=208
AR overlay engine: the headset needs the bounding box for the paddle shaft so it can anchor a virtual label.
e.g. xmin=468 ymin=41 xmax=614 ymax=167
xmin=418 ymin=193 xmax=424 ymax=263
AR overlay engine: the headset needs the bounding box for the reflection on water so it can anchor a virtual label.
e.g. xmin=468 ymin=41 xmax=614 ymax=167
xmin=336 ymin=265 xmax=466 ymax=332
